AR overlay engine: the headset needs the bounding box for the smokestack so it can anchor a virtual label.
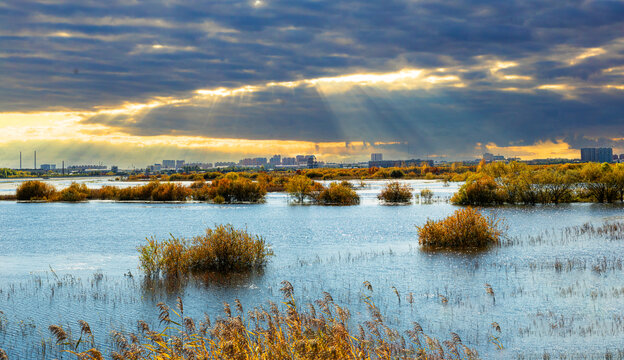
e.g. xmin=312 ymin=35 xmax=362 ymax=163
xmin=19 ymin=152 xmax=21 ymax=170
xmin=34 ymin=150 xmax=36 ymax=169
xmin=62 ymin=161 xmax=65 ymax=175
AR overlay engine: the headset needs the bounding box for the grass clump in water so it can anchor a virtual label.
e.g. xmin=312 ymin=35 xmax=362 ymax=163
xmin=417 ymin=207 xmax=502 ymax=250
xmin=315 ymin=181 xmax=360 ymax=205
xmin=377 ymin=181 xmax=413 ymax=204
xmin=138 ymin=224 xmax=273 ymax=277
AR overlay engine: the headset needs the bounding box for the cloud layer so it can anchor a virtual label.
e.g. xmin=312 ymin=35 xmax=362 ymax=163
xmin=1 ymin=0 xmax=624 ymax=163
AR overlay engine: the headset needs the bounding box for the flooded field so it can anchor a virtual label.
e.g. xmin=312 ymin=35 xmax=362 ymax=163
xmin=1 ymin=178 xmax=623 ymax=358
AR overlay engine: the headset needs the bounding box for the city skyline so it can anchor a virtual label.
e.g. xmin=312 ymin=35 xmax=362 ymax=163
xmin=1 ymin=1 xmax=624 ymax=167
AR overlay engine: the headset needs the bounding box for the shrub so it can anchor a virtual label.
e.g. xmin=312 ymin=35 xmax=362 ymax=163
xmin=378 ymin=181 xmax=413 ymax=203
xmin=417 ymin=207 xmax=502 ymax=250
xmin=451 ymin=174 xmax=500 ymax=205
xmin=285 ymin=175 xmax=316 ymax=203
xmin=16 ymin=180 xmax=56 ymax=201
xmin=53 ymin=284 xmax=477 ymax=360
xmin=420 ymin=188 xmax=433 ymax=202
xmin=138 ymin=225 xmax=273 ymax=277
xmin=390 ymin=169 xmax=404 ymax=178
xmin=89 ymin=185 xmax=119 ymax=200
xmin=150 ymin=182 xmax=190 ymax=201
xmin=202 ymin=178 xmax=266 ymax=203
xmin=57 ymin=182 xmax=89 ymax=202
xmin=315 ymin=182 xmax=360 ymax=205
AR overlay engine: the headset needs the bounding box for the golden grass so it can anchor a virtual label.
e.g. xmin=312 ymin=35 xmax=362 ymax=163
xmin=417 ymin=208 xmax=502 ymax=250
xmin=52 ymin=282 xmax=479 ymax=360
xmin=377 ymin=181 xmax=413 ymax=204
xmin=138 ymin=225 xmax=273 ymax=277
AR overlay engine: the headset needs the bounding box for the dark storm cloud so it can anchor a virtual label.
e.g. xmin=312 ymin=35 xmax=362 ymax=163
xmin=2 ymin=0 xmax=624 ymax=154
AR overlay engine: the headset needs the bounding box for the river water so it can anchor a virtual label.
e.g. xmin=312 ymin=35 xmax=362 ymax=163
xmin=0 ymin=178 xmax=623 ymax=359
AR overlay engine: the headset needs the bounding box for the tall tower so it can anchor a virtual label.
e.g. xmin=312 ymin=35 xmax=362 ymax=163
xmin=34 ymin=150 xmax=37 ymax=169
xmin=19 ymin=152 xmax=22 ymax=170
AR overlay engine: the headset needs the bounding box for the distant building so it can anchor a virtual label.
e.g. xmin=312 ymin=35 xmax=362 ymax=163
xmin=175 ymin=160 xmax=185 ymax=169
xmin=581 ymin=148 xmax=613 ymax=163
xmin=371 ymin=153 xmax=383 ymax=161
xmin=281 ymin=157 xmax=296 ymax=165
xmin=40 ymin=164 xmax=56 ymax=171
xmin=162 ymin=160 xmax=175 ymax=169
xmin=269 ymin=155 xmax=281 ymax=166
xmin=185 ymin=162 xmax=213 ymax=170
xmin=111 ymin=166 xmax=119 ymax=173
xmin=368 ymin=159 xmax=433 ymax=168
xmin=152 ymin=164 xmax=162 ymax=171
xmin=239 ymin=158 xmax=267 ymax=166
xmin=482 ymin=153 xmax=494 ymax=162
xmin=67 ymin=165 xmax=107 ymax=171
xmin=215 ymin=161 xmax=236 ymax=167
xmin=307 ymin=155 xmax=318 ymax=169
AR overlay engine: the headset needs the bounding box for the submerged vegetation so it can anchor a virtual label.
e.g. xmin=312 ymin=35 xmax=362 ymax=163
xmin=138 ymin=224 xmax=273 ymax=277
xmin=417 ymin=207 xmax=502 ymax=250
xmin=14 ymin=179 xmax=266 ymax=203
xmin=51 ymin=283 xmax=478 ymax=360
xmin=378 ymin=181 xmax=413 ymax=204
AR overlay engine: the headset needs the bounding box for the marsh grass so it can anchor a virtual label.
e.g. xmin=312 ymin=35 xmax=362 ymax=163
xmin=377 ymin=181 xmax=413 ymax=204
xmin=138 ymin=224 xmax=273 ymax=277
xmin=417 ymin=208 xmax=502 ymax=250
xmin=55 ymin=282 xmax=478 ymax=360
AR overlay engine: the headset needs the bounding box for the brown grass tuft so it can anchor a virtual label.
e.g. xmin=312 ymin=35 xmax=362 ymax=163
xmin=417 ymin=207 xmax=502 ymax=250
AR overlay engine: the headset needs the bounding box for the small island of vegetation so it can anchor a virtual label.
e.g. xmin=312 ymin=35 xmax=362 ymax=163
xmin=417 ymin=207 xmax=502 ymax=250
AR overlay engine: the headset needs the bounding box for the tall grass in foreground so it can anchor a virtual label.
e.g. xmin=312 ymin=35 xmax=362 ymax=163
xmin=51 ymin=282 xmax=479 ymax=360
xmin=377 ymin=181 xmax=413 ymax=204
xmin=417 ymin=208 xmax=502 ymax=250
xmin=138 ymin=225 xmax=273 ymax=277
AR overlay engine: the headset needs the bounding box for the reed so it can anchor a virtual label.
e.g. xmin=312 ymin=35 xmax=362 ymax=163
xmin=419 ymin=188 xmax=433 ymax=202
xmin=417 ymin=207 xmax=502 ymax=249
xmin=54 ymin=283 xmax=479 ymax=360
xmin=377 ymin=181 xmax=413 ymax=204
xmin=138 ymin=224 xmax=273 ymax=277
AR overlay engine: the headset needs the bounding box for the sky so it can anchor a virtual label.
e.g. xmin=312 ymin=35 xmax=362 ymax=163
xmin=1 ymin=0 xmax=624 ymax=168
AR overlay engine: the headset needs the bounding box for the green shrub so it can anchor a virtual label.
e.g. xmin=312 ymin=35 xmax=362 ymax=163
xmin=16 ymin=180 xmax=56 ymax=201
xmin=138 ymin=225 xmax=273 ymax=277
xmin=417 ymin=207 xmax=502 ymax=249
xmin=377 ymin=181 xmax=413 ymax=203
